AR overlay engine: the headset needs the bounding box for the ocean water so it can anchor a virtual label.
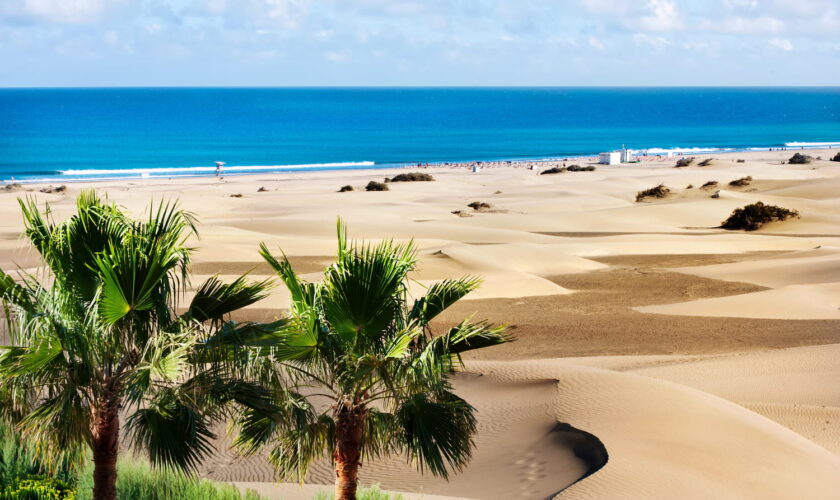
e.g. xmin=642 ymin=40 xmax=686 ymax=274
xmin=1 ymin=87 xmax=839 ymax=181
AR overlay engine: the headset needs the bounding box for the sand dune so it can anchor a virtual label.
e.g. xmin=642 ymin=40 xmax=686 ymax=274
xmin=2 ymin=148 xmax=840 ymax=498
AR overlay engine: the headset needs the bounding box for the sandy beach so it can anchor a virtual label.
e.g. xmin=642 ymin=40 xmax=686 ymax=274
xmin=2 ymin=147 xmax=840 ymax=499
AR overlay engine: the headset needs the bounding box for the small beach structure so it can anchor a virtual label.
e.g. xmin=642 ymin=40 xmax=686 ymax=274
xmin=599 ymin=152 xmax=621 ymax=165
xmin=620 ymin=147 xmax=634 ymax=163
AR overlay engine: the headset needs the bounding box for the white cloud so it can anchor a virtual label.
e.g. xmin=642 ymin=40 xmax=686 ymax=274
xmin=633 ymin=33 xmax=672 ymax=50
xmin=21 ymin=0 xmax=109 ymax=23
xmin=702 ymin=16 xmax=785 ymax=35
xmin=638 ymin=0 xmax=683 ymax=32
xmin=588 ymin=36 xmax=605 ymax=50
xmin=768 ymin=37 xmax=793 ymax=51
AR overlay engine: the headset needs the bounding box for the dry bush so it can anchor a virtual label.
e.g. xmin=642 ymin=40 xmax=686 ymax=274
xmin=635 ymin=184 xmax=670 ymax=202
xmin=721 ymin=202 xmax=799 ymax=231
xmin=788 ymin=152 xmax=812 ymax=164
xmin=390 ymin=172 xmax=435 ymax=182
xmin=674 ymin=157 xmax=695 ymax=168
xmin=467 ymin=201 xmax=492 ymax=210
xmin=697 ymin=158 xmax=713 ymax=167
xmin=728 ymin=176 xmax=753 ymax=187
xmin=365 ymin=181 xmax=389 ymax=191
xmin=567 ymin=165 xmax=596 ymax=171
xmin=540 ymin=166 xmax=566 ymax=175
xmin=338 ymin=185 xmax=354 ymax=192
xmin=701 ymin=180 xmax=718 ymax=189
xmin=831 ymin=152 xmax=840 ymax=162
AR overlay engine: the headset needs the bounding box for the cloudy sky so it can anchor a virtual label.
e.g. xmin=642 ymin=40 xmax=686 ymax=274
xmin=2 ymin=0 xmax=838 ymax=86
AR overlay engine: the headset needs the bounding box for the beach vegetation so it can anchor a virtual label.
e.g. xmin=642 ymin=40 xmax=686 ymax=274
xmin=567 ymin=165 xmax=596 ymax=172
xmin=736 ymin=159 xmax=745 ymax=163
xmin=788 ymin=153 xmax=812 ymax=164
xmin=0 ymin=191 xmax=274 ymax=500
xmin=338 ymin=185 xmax=354 ymax=192
xmin=389 ymin=172 xmax=434 ymax=182
xmin=720 ymin=202 xmax=799 ymax=231
xmin=539 ymin=167 xmax=565 ymax=175
xmin=728 ymin=176 xmax=752 ymax=187
xmin=701 ymin=180 xmax=718 ymax=189
xmin=831 ymin=152 xmax=840 ymax=162
xmin=635 ymin=184 xmax=670 ymax=202
xmin=685 ymin=184 xmax=694 ymax=189
xmin=365 ymin=181 xmax=389 ymax=191
xmin=697 ymin=158 xmax=713 ymax=167
xmin=674 ymin=157 xmax=695 ymax=168
xmin=467 ymin=201 xmax=491 ymax=211
xmin=236 ymin=221 xmax=510 ymax=500
xmin=313 ymin=484 xmax=403 ymax=500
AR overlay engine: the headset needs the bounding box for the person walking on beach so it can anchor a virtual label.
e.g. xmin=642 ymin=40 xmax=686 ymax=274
xmin=215 ymin=161 xmax=225 ymax=179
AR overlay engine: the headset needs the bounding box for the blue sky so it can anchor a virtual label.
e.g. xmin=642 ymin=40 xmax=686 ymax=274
xmin=1 ymin=0 xmax=838 ymax=86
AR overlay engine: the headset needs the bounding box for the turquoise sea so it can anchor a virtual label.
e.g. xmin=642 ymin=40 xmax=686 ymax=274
xmin=1 ymin=87 xmax=839 ymax=181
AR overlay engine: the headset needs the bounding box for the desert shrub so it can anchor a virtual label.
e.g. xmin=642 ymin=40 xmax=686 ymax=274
xmin=720 ymin=202 xmax=799 ymax=231
xmin=831 ymin=152 xmax=840 ymax=162
xmin=728 ymin=176 xmax=752 ymax=187
xmin=389 ymin=172 xmax=434 ymax=182
xmin=788 ymin=152 xmax=812 ymax=164
xmin=38 ymin=185 xmax=66 ymax=194
xmin=701 ymin=180 xmax=718 ymax=189
xmin=257 ymin=186 xmax=267 ymax=192
xmin=736 ymin=159 xmax=745 ymax=163
xmin=697 ymin=158 xmax=713 ymax=167
xmin=365 ymin=181 xmax=389 ymax=191
xmin=467 ymin=201 xmax=491 ymax=210
xmin=540 ymin=166 xmax=566 ymax=175
xmin=567 ymin=165 xmax=596 ymax=172
xmin=674 ymin=157 xmax=695 ymax=168
xmin=338 ymin=185 xmax=354 ymax=192
xmin=686 ymin=184 xmax=694 ymax=189
xmin=635 ymin=184 xmax=670 ymax=202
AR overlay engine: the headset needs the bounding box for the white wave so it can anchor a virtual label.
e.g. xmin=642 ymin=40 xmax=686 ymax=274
xmin=60 ymin=161 xmax=375 ymax=176
xmin=785 ymin=141 xmax=840 ymax=148
xmin=642 ymin=147 xmax=730 ymax=154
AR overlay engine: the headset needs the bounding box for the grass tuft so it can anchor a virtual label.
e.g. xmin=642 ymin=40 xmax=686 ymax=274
xmin=365 ymin=181 xmax=389 ymax=191
xmin=635 ymin=184 xmax=670 ymax=202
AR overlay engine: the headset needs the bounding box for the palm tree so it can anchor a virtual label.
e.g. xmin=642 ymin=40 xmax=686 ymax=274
xmin=229 ymin=220 xmax=510 ymax=500
xmin=0 ymin=191 xmax=273 ymax=500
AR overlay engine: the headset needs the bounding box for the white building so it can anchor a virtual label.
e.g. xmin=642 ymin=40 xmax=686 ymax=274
xmin=599 ymin=152 xmax=621 ymax=165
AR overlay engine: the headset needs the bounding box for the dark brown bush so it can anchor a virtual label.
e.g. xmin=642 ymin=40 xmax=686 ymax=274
xmin=788 ymin=152 xmax=812 ymax=164
xmin=467 ymin=201 xmax=492 ymax=210
xmin=540 ymin=166 xmax=566 ymax=175
xmin=389 ymin=172 xmax=435 ymax=182
xmin=697 ymin=158 xmax=713 ymax=167
xmin=831 ymin=152 xmax=840 ymax=162
xmin=674 ymin=157 xmax=695 ymax=168
xmin=635 ymin=184 xmax=670 ymax=202
xmin=365 ymin=181 xmax=389 ymax=191
xmin=736 ymin=159 xmax=745 ymax=163
xmin=338 ymin=185 xmax=354 ymax=192
xmin=701 ymin=180 xmax=718 ymax=189
xmin=721 ymin=202 xmax=799 ymax=231
xmin=728 ymin=176 xmax=752 ymax=187
xmin=567 ymin=165 xmax=596 ymax=172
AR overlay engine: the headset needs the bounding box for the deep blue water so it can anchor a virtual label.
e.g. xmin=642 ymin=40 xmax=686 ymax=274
xmin=1 ymin=87 xmax=839 ymax=181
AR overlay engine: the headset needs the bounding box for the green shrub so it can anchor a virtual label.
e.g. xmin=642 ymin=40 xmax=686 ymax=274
xmin=313 ymin=484 xmax=403 ymax=500
xmin=75 ymin=461 xmax=263 ymax=500
xmin=1 ymin=476 xmax=75 ymax=500
xmin=728 ymin=176 xmax=752 ymax=187
xmin=721 ymin=202 xmax=799 ymax=231
xmin=635 ymin=184 xmax=670 ymax=202
xmin=539 ymin=166 xmax=565 ymax=175
xmin=389 ymin=172 xmax=434 ymax=182
xmin=674 ymin=157 xmax=694 ymax=168
xmin=788 ymin=152 xmax=812 ymax=164
xmin=365 ymin=181 xmax=389 ymax=191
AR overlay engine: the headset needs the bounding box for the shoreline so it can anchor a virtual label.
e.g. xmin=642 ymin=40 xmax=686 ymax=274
xmin=0 ymin=142 xmax=840 ymax=189
xmin=3 ymin=142 xmax=838 ymax=185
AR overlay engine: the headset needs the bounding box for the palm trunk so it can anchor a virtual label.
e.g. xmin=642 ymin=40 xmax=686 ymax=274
xmin=334 ymin=405 xmax=365 ymax=500
xmin=91 ymin=392 xmax=120 ymax=500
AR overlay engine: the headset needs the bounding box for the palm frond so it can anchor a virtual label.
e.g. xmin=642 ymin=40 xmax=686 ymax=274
xmin=184 ymin=275 xmax=273 ymax=323
xmin=395 ymin=391 xmax=477 ymax=478
xmin=409 ymin=277 xmax=481 ymax=326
